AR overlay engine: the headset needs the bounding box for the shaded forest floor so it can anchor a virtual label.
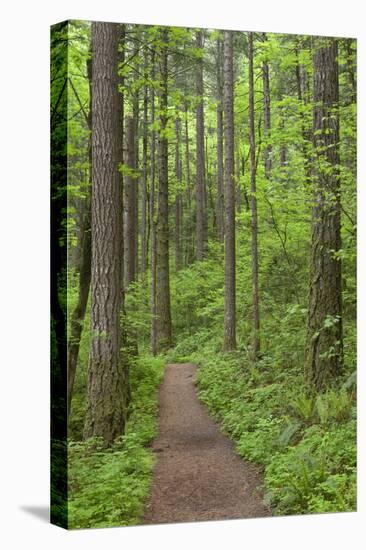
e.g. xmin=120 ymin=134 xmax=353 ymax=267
xmin=143 ymin=363 xmax=270 ymax=524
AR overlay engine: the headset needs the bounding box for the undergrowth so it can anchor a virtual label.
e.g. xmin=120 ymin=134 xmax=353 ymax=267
xmin=192 ymin=349 xmax=356 ymax=516
xmin=68 ymin=354 xmax=164 ymax=529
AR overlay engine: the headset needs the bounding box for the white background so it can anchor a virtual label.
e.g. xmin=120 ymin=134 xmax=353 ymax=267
xmin=0 ymin=0 xmax=364 ymax=548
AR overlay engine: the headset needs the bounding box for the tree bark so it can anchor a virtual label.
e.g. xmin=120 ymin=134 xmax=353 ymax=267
xmin=195 ymin=30 xmax=207 ymax=260
xmin=248 ymin=32 xmax=260 ymax=357
xmin=150 ymin=53 xmax=158 ymax=355
xmin=175 ymin=117 xmax=183 ymax=271
xmin=184 ymin=104 xmax=194 ymax=264
xmin=141 ymin=72 xmax=149 ymax=274
xmin=223 ymin=30 xmax=236 ymax=351
xmin=156 ymin=28 xmax=172 ymax=351
xmin=124 ymin=115 xmax=137 ymax=287
xmin=262 ymin=33 xmax=272 ymax=179
xmin=295 ymin=40 xmax=312 ymax=184
xmin=305 ymin=38 xmax=343 ymax=390
xmin=84 ymin=22 xmax=127 ymax=445
xmin=216 ymin=36 xmax=225 ymax=242
xmin=67 ymin=56 xmax=92 ymax=413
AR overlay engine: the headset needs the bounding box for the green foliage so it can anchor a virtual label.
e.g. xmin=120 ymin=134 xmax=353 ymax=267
xmin=195 ymin=348 xmax=356 ymax=516
xmin=68 ymin=354 xmax=165 ymax=529
xmin=62 ymin=23 xmax=356 ymax=527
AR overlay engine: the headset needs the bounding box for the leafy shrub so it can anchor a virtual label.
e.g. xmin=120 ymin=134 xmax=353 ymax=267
xmin=68 ymin=354 xmax=164 ymax=529
xmin=195 ymin=349 xmax=356 ymax=516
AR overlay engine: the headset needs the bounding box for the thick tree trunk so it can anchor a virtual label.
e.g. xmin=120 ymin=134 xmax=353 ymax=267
xmin=223 ymin=30 xmax=236 ymax=351
xmin=156 ymin=28 xmax=172 ymax=351
xmin=216 ymin=36 xmax=225 ymax=243
xmin=305 ymin=38 xmax=343 ymax=390
xmin=248 ymin=32 xmax=260 ymax=357
xmin=195 ymin=30 xmax=207 ymax=260
xmin=84 ymin=22 xmax=127 ymax=445
xmin=124 ymin=115 xmax=137 ymax=287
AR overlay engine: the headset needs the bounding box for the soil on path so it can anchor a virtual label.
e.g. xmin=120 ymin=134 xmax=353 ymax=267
xmin=143 ymin=363 xmax=271 ymax=525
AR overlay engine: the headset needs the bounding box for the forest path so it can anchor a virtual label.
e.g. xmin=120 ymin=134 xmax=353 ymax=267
xmin=143 ymin=363 xmax=271 ymax=524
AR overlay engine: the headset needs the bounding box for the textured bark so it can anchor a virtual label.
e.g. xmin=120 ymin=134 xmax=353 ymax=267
xmin=156 ymin=28 xmax=172 ymax=351
xmin=133 ymin=90 xmax=140 ymax=278
xmin=262 ymin=33 xmax=272 ymax=179
xmin=223 ymin=31 xmax=236 ymax=351
xmin=175 ymin=118 xmax=183 ymax=271
xmin=67 ymin=57 xmax=92 ymax=413
xmin=150 ymin=53 xmax=158 ymax=355
xmin=195 ymin=30 xmax=207 ymax=260
xmin=248 ymin=32 xmax=260 ymax=357
xmin=305 ymin=38 xmax=343 ymax=390
xmin=216 ymin=36 xmax=225 ymax=242
xmin=184 ymin=105 xmax=195 ymax=264
xmin=84 ymin=22 xmax=127 ymax=445
xmin=141 ymin=76 xmax=149 ymax=274
xmin=124 ymin=115 xmax=137 ymax=287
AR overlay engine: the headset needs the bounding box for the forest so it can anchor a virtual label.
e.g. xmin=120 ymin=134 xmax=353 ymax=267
xmin=51 ymin=20 xmax=357 ymax=528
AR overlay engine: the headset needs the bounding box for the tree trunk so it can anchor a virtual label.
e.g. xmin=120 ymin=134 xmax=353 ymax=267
xmin=84 ymin=22 xmax=127 ymax=445
xmin=223 ymin=30 xmax=236 ymax=351
xmin=133 ymin=90 xmax=139 ymax=278
xmin=67 ymin=56 xmax=92 ymax=413
xmin=216 ymin=36 xmax=225 ymax=242
xmin=248 ymin=32 xmax=260 ymax=357
xmin=150 ymin=53 xmax=158 ymax=355
xmin=124 ymin=115 xmax=137 ymax=287
xmin=175 ymin=117 xmax=183 ymax=271
xmin=295 ymin=40 xmax=312 ymax=184
xmin=305 ymin=38 xmax=343 ymax=390
xmin=141 ymin=74 xmax=149 ymax=274
xmin=195 ymin=30 xmax=207 ymax=260
xmin=184 ymin=104 xmax=194 ymax=264
xmin=262 ymin=33 xmax=272 ymax=179
xmin=156 ymin=28 xmax=172 ymax=351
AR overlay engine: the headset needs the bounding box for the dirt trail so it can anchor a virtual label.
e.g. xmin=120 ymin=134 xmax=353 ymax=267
xmin=143 ymin=363 xmax=271 ymax=525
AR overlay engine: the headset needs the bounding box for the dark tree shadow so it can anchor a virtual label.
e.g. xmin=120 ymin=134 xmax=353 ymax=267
xmin=20 ymin=506 xmax=49 ymax=523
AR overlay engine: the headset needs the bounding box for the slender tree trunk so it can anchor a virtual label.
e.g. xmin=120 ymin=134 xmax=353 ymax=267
xmin=262 ymin=33 xmax=272 ymax=179
xmin=195 ymin=30 xmax=207 ymax=260
xmin=345 ymin=38 xmax=356 ymax=102
xmin=216 ymin=36 xmax=225 ymax=242
xmin=184 ymin=104 xmax=194 ymax=265
xmin=223 ymin=30 xmax=236 ymax=351
xmin=175 ymin=118 xmax=183 ymax=271
xmin=133 ymin=90 xmax=139 ymax=278
xmin=248 ymin=32 xmax=260 ymax=357
xmin=295 ymin=41 xmax=312 ymax=184
xmin=67 ymin=57 xmax=92 ymax=412
xmin=84 ymin=22 xmax=127 ymax=445
xmin=305 ymin=38 xmax=343 ymax=390
xmin=141 ymin=74 xmax=149 ymax=274
xmin=279 ymin=109 xmax=287 ymax=172
xmin=156 ymin=28 xmax=172 ymax=351
xmin=150 ymin=53 xmax=158 ymax=355
xmin=124 ymin=116 xmax=137 ymax=287
xmin=236 ymin=139 xmax=242 ymax=213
